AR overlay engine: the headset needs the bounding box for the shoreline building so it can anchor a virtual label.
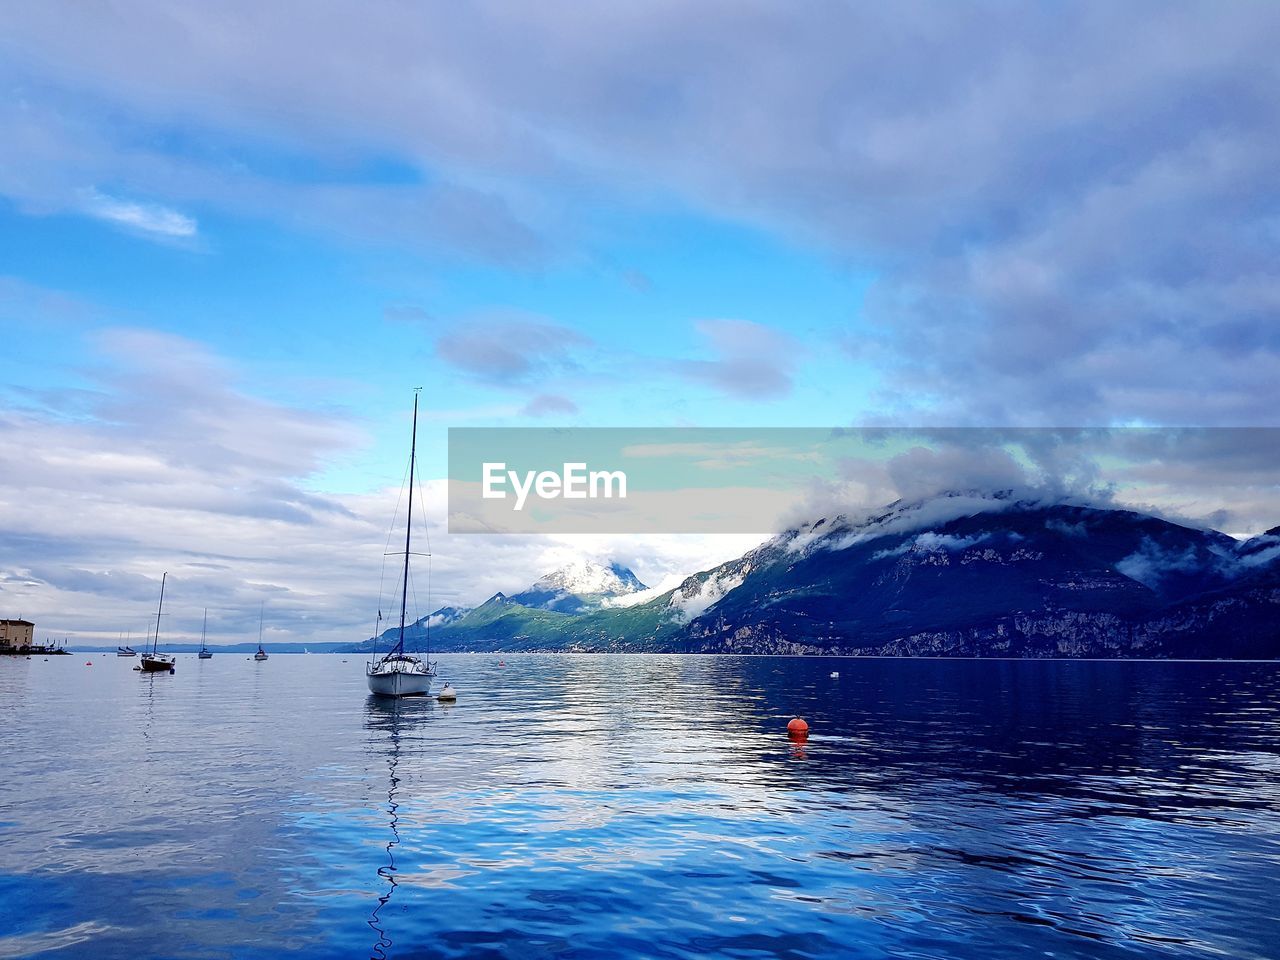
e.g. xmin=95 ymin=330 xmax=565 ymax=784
xmin=1 ymin=618 xmax=35 ymax=653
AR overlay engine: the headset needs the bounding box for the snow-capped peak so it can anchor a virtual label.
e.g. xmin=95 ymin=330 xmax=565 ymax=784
xmin=528 ymin=559 xmax=647 ymax=597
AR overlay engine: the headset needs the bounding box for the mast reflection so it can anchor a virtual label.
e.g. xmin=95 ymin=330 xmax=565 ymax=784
xmin=138 ymin=670 xmax=160 ymax=754
xmin=365 ymin=696 xmax=431 ymax=959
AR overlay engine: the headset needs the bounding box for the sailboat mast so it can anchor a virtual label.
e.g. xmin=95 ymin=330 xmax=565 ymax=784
xmin=201 ymin=608 xmax=208 ymax=649
xmin=397 ymin=390 xmax=420 ymax=653
xmin=153 ymin=571 xmax=167 ymax=654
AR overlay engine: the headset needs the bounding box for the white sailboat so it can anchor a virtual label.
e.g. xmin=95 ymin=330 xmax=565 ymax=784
xmin=139 ymin=573 xmax=176 ymax=673
xmin=366 ymin=390 xmax=435 ymax=697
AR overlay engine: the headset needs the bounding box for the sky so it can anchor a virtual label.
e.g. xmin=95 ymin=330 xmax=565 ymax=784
xmin=1 ymin=2 xmax=1278 ymax=646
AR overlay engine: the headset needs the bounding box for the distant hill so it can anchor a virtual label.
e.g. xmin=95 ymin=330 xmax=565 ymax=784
xmin=345 ymin=493 xmax=1280 ymax=659
xmin=348 ymin=560 xmax=649 ymax=654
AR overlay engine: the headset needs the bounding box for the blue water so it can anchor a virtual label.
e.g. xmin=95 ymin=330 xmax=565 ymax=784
xmin=2 ymin=655 xmax=1279 ymax=960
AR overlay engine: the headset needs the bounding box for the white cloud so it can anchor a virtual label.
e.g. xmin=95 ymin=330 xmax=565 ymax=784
xmin=0 ymin=327 xmax=764 ymax=646
xmin=668 ymin=564 xmax=752 ymax=623
xmin=872 ymin=531 xmax=993 ymax=560
xmin=81 ymin=189 xmax=197 ymax=239
xmin=1115 ymin=539 xmax=1203 ymax=590
xmin=2 ymin=4 xmax=1277 ymax=422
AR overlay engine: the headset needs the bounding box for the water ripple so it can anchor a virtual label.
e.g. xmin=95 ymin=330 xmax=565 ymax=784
xmin=2 ymin=655 xmax=1279 ymax=959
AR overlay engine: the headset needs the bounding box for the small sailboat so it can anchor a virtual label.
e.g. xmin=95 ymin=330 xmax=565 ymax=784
xmin=253 ymin=603 xmax=268 ymax=661
xmin=139 ymin=573 xmax=176 ymax=673
xmin=117 ymin=632 xmax=136 ymax=657
xmin=366 ymin=390 xmax=435 ymax=697
xmin=198 ymin=609 xmax=212 ymax=659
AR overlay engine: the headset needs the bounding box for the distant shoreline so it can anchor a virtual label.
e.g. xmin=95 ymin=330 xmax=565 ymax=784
xmin=0 ymin=647 xmax=71 ymax=656
xmin=45 ymin=648 xmax=1280 ymax=663
xmin=66 ymin=643 xmax=352 ymax=655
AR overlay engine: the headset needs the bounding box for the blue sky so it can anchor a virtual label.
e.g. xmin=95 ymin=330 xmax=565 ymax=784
xmin=2 ymin=2 xmax=1278 ymax=645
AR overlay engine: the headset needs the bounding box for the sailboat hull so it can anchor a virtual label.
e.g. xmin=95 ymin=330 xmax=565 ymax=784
xmin=198 ymin=651 xmax=212 ymax=659
xmin=139 ymin=655 xmax=175 ymax=672
xmin=366 ymin=660 xmax=433 ymax=697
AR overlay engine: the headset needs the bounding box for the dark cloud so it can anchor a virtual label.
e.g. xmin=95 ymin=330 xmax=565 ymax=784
xmin=620 ymin=269 xmax=654 ymax=294
xmin=435 ymin=314 xmax=590 ymax=385
xmin=522 ymin=394 xmax=578 ymax=417
xmin=831 ymin=427 xmax=1280 ymax=536
xmin=884 ymin=444 xmax=1031 ymax=504
xmin=677 ymin=319 xmax=799 ymax=399
xmin=382 ymin=302 xmax=432 ymax=324
xmin=0 ymin=275 xmax=98 ymax=327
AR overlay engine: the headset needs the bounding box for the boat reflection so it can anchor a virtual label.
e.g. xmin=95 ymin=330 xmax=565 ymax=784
xmin=364 ymin=696 xmax=433 ymax=959
xmin=138 ymin=670 xmax=161 ymax=754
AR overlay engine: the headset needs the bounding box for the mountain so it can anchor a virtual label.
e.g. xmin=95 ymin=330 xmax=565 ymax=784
xmin=346 ymin=494 xmax=1280 ymax=658
xmin=353 ymin=562 xmax=646 ymax=652
xmin=508 ymin=560 xmax=647 ymax=613
xmin=671 ymin=493 xmax=1257 ymax=657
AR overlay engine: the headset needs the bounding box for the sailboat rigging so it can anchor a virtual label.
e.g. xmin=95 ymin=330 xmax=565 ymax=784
xmin=139 ymin=572 xmax=176 ymax=673
xmin=366 ymin=390 xmax=436 ymax=697
xmin=254 ymin=603 xmax=268 ymax=661
xmin=198 ymin=608 xmax=212 ymax=659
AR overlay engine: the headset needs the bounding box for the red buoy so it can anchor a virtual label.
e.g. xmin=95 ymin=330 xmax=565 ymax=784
xmin=787 ymin=717 xmax=809 ymax=735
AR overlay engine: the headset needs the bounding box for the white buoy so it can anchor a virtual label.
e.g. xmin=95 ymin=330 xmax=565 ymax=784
xmin=437 ymin=683 xmax=457 ymax=702
xmin=830 ymin=671 xmax=839 ymax=678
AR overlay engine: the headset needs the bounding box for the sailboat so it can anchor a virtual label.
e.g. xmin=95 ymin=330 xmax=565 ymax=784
xmin=253 ymin=603 xmax=268 ymax=661
xmin=139 ymin=573 xmax=176 ymax=673
xmin=366 ymin=390 xmax=436 ymax=697
xmin=198 ymin=609 xmax=212 ymax=659
xmin=117 ymin=631 xmax=136 ymax=657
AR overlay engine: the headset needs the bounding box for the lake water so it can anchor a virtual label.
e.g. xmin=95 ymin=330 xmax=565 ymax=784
xmin=1 ymin=654 xmax=1278 ymax=960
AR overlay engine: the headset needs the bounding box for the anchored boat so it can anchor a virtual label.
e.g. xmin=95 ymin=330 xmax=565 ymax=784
xmin=253 ymin=603 xmax=268 ymax=661
xmin=198 ymin=609 xmax=212 ymax=659
xmin=366 ymin=390 xmax=435 ymax=697
xmin=139 ymin=573 xmax=176 ymax=673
